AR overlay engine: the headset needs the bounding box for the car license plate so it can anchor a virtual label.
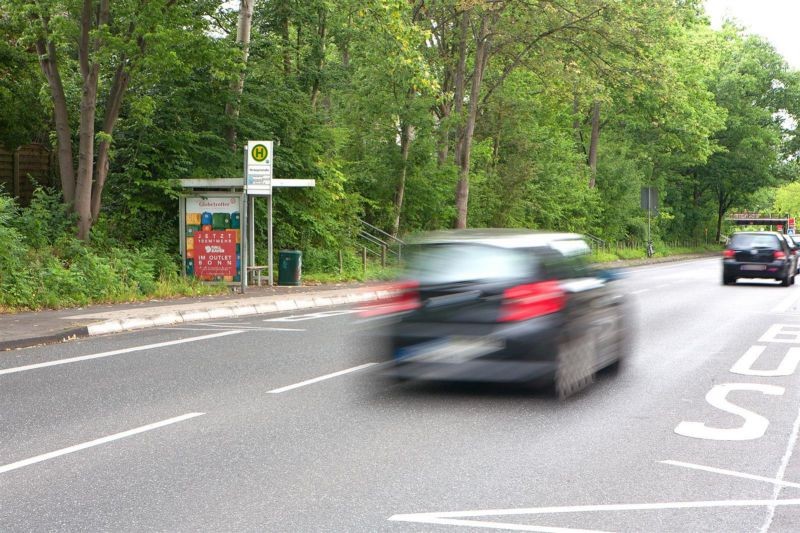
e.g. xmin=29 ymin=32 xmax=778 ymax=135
xmin=396 ymin=337 xmax=504 ymax=363
xmin=741 ymin=265 xmax=766 ymax=271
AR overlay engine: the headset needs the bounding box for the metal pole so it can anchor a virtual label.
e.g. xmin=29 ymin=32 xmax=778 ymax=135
xmin=240 ymin=193 xmax=247 ymax=294
xmin=268 ymin=193 xmax=273 ymax=286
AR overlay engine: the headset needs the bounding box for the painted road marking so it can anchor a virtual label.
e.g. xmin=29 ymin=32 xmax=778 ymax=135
xmin=0 ymin=413 xmax=204 ymax=475
xmin=759 ymin=403 xmax=800 ymax=533
xmin=631 ymin=289 xmax=649 ymax=295
xmin=388 ymin=499 xmax=800 ymax=531
xmin=674 ymin=383 xmax=784 ymax=441
xmin=730 ymin=345 xmax=800 ymax=377
xmin=660 ymin=460 xmax=800 ymax=489
xmin=264 ymin=309 xmax=360 ymax=322
xmin=759 ymin=324 xmax=800 ymax=343
xmin=268 ymin=363 xmax=378 ymax=393
xmin=177 ymin=323 xmax=306 ymax=332
xmin=769 ymin=291 xmax=800 ymax=314
xmin=0 ymin=331 xmax=242 ymax=377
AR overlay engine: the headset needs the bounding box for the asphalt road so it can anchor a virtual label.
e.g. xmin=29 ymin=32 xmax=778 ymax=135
xmin=2 ymin=257 xmax=800 ymax=532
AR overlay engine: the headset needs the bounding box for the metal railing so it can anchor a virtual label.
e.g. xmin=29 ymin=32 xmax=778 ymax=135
xmin=357 ymin=219 xmax=404 ymax=268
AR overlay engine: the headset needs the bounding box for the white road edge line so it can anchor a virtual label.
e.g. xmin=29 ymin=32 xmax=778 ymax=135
xmin=268 ymin=363 xmax=378 ymax=394
xmin=0 ymin=412 xmax=204 ymax=475
xmin=660 ymin=460 xmax=800 ymax=489
xmin=388 ymin=498 xmax=800 ymax=522
xmin=760 ymin=404 xmax=800 ymax=533
xmin=389 ymin=516 xmax=606 ymax=533
xmin=0 ymin=331 xmax=243 ymax=376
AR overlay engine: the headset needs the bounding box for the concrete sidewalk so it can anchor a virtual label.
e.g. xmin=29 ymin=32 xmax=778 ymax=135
xmin=0 ymin=282 xmax=389 ymax=351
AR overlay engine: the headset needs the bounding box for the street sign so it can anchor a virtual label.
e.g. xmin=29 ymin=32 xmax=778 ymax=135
xmin=246 ymin=140 xmax=273 ymax=195
xmin=789 ymin=229 xmax=795 ymax=235
xmin=640 ymin=187 xmax=658 ymax=212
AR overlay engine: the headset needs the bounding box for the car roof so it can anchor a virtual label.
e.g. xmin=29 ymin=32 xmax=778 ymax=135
xmin=409 ymin=229 xmax=586 ymax=249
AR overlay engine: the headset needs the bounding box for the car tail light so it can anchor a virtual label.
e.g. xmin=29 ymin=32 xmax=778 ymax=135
xmin=359 ymin=280 xmax=420 ymax=317
xmin=775 ymin=251 xmax=786 ymax=260
xmin=723 ymin=249 xmax=735 ymax=259
xmin=499 ymin=281 xmax=566 ymax=322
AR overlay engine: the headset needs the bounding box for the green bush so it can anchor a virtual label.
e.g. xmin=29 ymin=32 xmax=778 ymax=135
xmin=0 ymin=190 xmax=225 ymax=311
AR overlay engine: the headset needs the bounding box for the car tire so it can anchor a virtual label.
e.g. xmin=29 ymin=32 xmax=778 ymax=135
xmin=553 ymin=331 xmax=596 ymax=400
xmin=782 ymin=272 xmax=792 ymax=287
xmin=722 ymin=275 xmax=735 ymax=285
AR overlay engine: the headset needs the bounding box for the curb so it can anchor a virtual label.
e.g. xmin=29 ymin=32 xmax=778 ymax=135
xmin=1 ymin=290 xmax=386 ymax=351
xmin=84 ymin=290 xmax=386 ymax=336
xmin=0 ymin=327 xmax=90 ymax=352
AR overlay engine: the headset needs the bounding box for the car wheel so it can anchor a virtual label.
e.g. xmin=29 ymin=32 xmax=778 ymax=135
xmin=553 ymin=331 xmax=596 ymax=400
xmin=722 ymin=275 xmax=735 ymax=285
xmin=782 ymin=272 xmax=792 ymax=287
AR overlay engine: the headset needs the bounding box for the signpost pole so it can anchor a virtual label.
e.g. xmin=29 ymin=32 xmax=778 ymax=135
xmin=268 ymin=194 xmax=273 ymax=286
xmin=248 ymin=195 xmax=255 ymax=279
xmin=240 ymin=193 xmax=247 ymax=294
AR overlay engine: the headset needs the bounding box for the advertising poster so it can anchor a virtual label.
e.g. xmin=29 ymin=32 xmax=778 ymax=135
xmin=184 ymin=196 xmax=241 ymax=282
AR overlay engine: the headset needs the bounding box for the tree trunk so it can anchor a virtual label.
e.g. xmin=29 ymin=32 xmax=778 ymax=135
xmin=35 ymin=37 xmax=76 ymax=204
xmin=310 ymin=8 xmax=326 ymax=111
xmin=91 ymin=64 xmax=130 ymax=222
xmin=392 ymin=122 xmax=413 ymax=237
xmin=225 ymin=0 xmax=255 ymax=150
xmin=455 ymin=14 xmax=490 ymax=229
xmin=452 ymin=10 xmax=469 ymax=170
xmin=588 ymin=100 xmax=601 ymax=188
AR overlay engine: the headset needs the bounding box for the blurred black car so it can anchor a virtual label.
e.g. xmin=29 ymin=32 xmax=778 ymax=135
xmin=722 ymin=231 xmax=797 ymax=286
xmin=364 ymin=230 xmax=630 ymax=399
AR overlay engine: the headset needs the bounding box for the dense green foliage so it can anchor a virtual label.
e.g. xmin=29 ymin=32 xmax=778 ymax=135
xmin=0 ymin=189 xmax=224 ymax=310
xmin=2 ymin=1 xmax=800 ymax=308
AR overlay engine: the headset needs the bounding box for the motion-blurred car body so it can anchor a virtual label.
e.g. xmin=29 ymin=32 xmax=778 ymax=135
xmin=722 ymin=231 xmax=797 ymax=286
xmin=364 ymin=230 xmax=630 ymax=398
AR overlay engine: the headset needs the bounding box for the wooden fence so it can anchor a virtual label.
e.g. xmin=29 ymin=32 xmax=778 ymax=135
xmin=0 ymin=144 xmax=55 ymax=205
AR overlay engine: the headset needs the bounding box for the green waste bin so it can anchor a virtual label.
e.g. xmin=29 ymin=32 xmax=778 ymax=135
xmin=278 ymin=250 xmax=302 ymax=286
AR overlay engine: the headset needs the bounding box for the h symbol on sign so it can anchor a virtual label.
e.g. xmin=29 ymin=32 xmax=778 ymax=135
xmin=252 ymin=144 xmax=268 ymax=162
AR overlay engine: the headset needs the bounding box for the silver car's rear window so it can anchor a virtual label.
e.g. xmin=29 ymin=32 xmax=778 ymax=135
xmin=405 ymin=244 xmax=534 ymax=284
xmin=730 ymin=234 xmax=781 ymax=249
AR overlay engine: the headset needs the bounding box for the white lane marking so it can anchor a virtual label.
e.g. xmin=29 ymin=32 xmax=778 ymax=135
xmin=631 ymin=289 xmax=649 ymax=295
xmin=268 ymin=363 xmax=377 ymax=393
xmin=660 ymin=460 xmax=800 ymax=489
xmin=730 ymin=345 xmax=800 ymax=377
xmin=0 ymin=331 xmax=242 ymax=377
xmin=759 ymin=324 xmax=800 ymax=344
xmin=264 ymin=309 xmax=359 ymax=322
xmin=389 ymin=516 xmax=605 ymax=533
xmin=760 ymin=404 xmax=800 ymax=533
xmin=770 ymin=290 xmax=800 ymax=314
xmin=674 ymin=383 xmax=784 ymax=441
xmin=655 ymin=284 xmax=671 ymax=289
xmin=0 ymin=413 xmax=204 ymax=475
xmin=388 ymin=499 xmax=800 ymax=531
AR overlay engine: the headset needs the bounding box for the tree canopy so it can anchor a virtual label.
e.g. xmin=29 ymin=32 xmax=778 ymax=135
xmin=1 ymin=0 xmax=799 ymax=252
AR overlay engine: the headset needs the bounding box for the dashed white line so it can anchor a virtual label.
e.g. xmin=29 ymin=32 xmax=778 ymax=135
xmin=661 ymin=460 xmax=800 ymax=489
xmin=631 ymin=289 xmax=650 ymax=295
xmin=0 ymin=331 xmax=242 ymax=376
xmin=0 ymin=413 xmax=204 ymax=475
xmin=760 ymin=404 xmax=800 ymax=533
xmin=268 ymin=363 xmax=378 ymax=393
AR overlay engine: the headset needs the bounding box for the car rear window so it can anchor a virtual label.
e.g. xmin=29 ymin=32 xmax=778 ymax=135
xmin=730 ymin=234 xmax=781 ymax=249
xmin=404 ymin=243 xmax=535 ymax=284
